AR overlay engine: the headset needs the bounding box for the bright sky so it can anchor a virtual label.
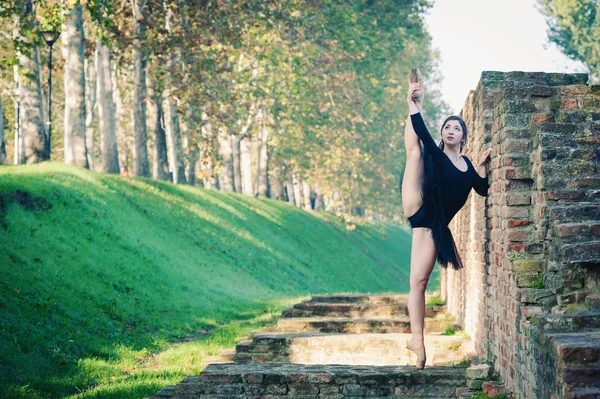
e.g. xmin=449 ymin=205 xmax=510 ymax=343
xmin=424 ymin=0 xmax=589 ymax=115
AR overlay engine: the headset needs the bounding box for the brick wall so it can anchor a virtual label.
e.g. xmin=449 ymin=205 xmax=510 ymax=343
xmin=438 ymin=71 xmax=599 ymax=398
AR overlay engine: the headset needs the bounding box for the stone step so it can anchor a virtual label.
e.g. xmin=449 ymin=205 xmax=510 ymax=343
xmin=563 ymin=365 xmax=600 ymax=386
xmin=549 ymin=331 xmax=600 ymax=364
xmin=567 ymin=387 xmax=600 ymax=399
xmin=550 ymin=204 xmax=600 ymax=223
xmin=234 ymin=332 xmax=475 ymax=366
xmin=152 ymin=385 xmax=175 ymax=398
xmin=536 ymin=312 xmax=600 ymax=332
xmin=561 ymin=240 xmax=600 ymax=264
xmin=263 ymin=316 xmax=455 ymax=334
xmin=282 ymin=302 xmax=444 ymax=318
xmin=164 ymin=363 xmax=468 ymax=398
xmin=553 ymin=221 xmax=600 ymax=243
xmin=307 ymin=293 xmax=410 ymax=304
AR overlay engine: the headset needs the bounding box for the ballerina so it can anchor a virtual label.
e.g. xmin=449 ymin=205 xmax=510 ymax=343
xmin=401 ymin=70 xmax=492 ymax=369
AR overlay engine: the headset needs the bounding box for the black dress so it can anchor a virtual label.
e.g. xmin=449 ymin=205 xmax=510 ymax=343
xmin=407 ymin=111 xmax=489 ymax=270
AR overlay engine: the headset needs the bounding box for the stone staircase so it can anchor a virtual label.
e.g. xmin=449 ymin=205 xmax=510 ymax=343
xmin=152 ymin=293 xmax=494 ymax=398
xmin=532 ymin=312 xmax=600 ymax=399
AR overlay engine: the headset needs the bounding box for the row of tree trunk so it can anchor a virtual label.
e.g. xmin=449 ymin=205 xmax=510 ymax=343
xmin=1 ymin=0 xmax=383 ymax=218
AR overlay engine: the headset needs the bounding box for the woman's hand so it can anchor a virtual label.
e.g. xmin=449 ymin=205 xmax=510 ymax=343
xmin=406 ymin=75 xmax=423 ymax=111
xmin=478 ymin=147 xmax=492 ymax=167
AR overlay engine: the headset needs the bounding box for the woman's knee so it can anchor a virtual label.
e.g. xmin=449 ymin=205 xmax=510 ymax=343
xmin=409 ymin=277 xmax=429 ymax=292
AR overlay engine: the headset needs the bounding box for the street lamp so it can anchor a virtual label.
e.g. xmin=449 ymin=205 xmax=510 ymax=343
xmin=40 ymin=30 xmax=60 ymax=158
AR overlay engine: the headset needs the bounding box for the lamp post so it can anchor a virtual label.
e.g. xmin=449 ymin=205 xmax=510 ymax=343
xmin=40 ymin=30 xmax=60 ymax=158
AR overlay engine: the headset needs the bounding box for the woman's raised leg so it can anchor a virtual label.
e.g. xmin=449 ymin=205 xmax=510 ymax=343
xmin=402 ymin=116 xmax=425 ymax=218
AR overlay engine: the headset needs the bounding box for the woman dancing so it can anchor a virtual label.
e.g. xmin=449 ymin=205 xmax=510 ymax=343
xmin=402 ymin=74 xmax=492 ymax=369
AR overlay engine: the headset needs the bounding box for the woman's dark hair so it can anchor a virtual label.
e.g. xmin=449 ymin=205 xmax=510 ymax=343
xmin=438 ymin=116 xmax=467 ymax=152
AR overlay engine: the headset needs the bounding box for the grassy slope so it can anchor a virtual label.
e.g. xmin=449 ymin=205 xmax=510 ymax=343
xmin=0 ymin=163 xmax=439 ymax=398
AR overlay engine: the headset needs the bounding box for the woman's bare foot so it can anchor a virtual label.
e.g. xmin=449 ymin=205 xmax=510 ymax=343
xmin=406 ymin=335 xmax=426 ymax=369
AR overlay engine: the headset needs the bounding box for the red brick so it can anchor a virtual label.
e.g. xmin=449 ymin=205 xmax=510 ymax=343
xmin=507 ymin=193 xmax=531 ymax=205
xmin=560 ymin=85 xmax=588 ymax=95
xmin=508 ymin=219 xmax=533 ymax=228
xmin=309 ymin=374 xmax=333 ymax=383
xmin=504 ymin=168 xmax=530 ymax=180
xmin=533 ymin=113 xmax=551 ymax=124
xmin=509 ymin=243 xmax=526 ymax=252
xmin=246 ymin=374 xmax=264 ymax=383
xmin=561 ymin=98 xmax=578 ymax=110
xmin=575 ymin=137 xmax=600 ymax=145
xmin=506 ymin=229 xmax=530 ymax=242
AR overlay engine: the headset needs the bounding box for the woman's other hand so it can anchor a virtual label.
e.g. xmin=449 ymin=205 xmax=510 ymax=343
xmin=478 ymin=147 xmax=492 ymax=167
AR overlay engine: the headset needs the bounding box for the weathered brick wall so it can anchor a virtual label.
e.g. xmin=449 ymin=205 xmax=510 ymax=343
xmin=438 ymin=71 xmax=599 ymax=398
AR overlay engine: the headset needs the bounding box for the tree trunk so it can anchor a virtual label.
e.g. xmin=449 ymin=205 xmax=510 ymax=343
xmin=232 ymin=133 xmax=242 ymax=192
xmin=219 ymin=132 xmax=235 ymax=191
xmin=112 ymin=64 xmax=129 ymax=174
xmin=286 ymin=181 xmax=296 ymax=206
xmin=62 ymin=2 xmax=88 ymax=168
xmin=181 ymin=107 xmax=198 ymax=185
xmin=163 ymin=94 xmax=185 ymax=183
xmin=267 ymin=163 xmax=284 ymax=200
xmin=147 ymin=73 xmax=169 ymax=181
xmin=95 ymin=39 xmax=119 ymax=174
xmin=217 ymin=128 xmax=234 ymax=192
xmin=301 ymin=180 xmax=312 ymax=209
xmin=14 ymin=0 xmax=47 ymax=164
xmin=239 ymin=136 xmax=253 ymax=196
xmin=13 ymin=65 xmax=23 ymax=164
xmin=313 ymin=182 xmax=324 ymax=210
xmin=292 ymin=173 xmax=302 ymax=208
xmin=0 ymin=92 xmax=5 ymax=164
xmin=163 ymin=2 xmax=186 ymax=184
xmin=131 ymin=0 xmax=149 ymax=177
xmin=201 ymin=121 xmax=217 ymax=189
xmin=255 ymin=108 xmax=269 ymax=198
xmin=84 ymin=55 xmax=96 ymax=170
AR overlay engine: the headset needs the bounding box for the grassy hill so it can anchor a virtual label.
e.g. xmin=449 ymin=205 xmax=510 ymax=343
xmin=0 ymin=163 xmax=438 ymax=398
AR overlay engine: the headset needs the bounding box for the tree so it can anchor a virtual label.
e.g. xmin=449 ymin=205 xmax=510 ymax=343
xmin=537 ymin=0 xmax=599 ymax=81
xmin=131 ymin=0 xmax=150 ymax=176
xmin=62 ymin=1 xmax=89 ymax=168
xmin=13 ymin=0 xmax=47 ymax=164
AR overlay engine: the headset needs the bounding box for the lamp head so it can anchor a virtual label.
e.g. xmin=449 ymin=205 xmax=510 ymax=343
xmin=40 ymin=30 xmax=60 ymax=47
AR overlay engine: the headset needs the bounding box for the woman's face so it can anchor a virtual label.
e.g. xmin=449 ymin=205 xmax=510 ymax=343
xmin=441 ymin=120 xmax=464 ymax=148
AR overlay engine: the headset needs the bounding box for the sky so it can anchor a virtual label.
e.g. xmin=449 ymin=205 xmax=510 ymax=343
xmin=424 ymin=0 xmax=590 ymax=115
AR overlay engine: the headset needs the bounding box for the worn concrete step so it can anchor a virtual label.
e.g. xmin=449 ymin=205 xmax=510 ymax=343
xmin=307 ymin=293 xmax=410 ymax=304
xmin=234 ymin=332 xmax=475 ymax=367
xmin=263 ymin=316 xmax=455 ymax=334
xmin=200 ymin=348 xmax=237 ymax=367
xmin=549 ymin=331 xmax=600 ymax=365
xmin=536 ymin=312 xmax=600 ymax=332
xmin=282 ymin=302 xmax=444 ymax=319
xmin=162 ymin=363 xmax=468 ymax=398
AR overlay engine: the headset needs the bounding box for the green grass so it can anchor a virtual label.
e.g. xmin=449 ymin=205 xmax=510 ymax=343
xmin=0 ymin=162 xmax=436 ymax=398
xmin=426 ymin=294 xmax=446 ymax=306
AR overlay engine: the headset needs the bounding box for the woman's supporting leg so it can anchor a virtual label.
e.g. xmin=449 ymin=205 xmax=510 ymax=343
xmin=406 ymin=227 xmax=438 ymax=368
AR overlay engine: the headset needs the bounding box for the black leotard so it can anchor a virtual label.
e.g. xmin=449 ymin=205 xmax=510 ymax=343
xmin=407 ymin=111 xmax=489 ymax=269
xmin=410 ymin=111 xmax=489 ymax=223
